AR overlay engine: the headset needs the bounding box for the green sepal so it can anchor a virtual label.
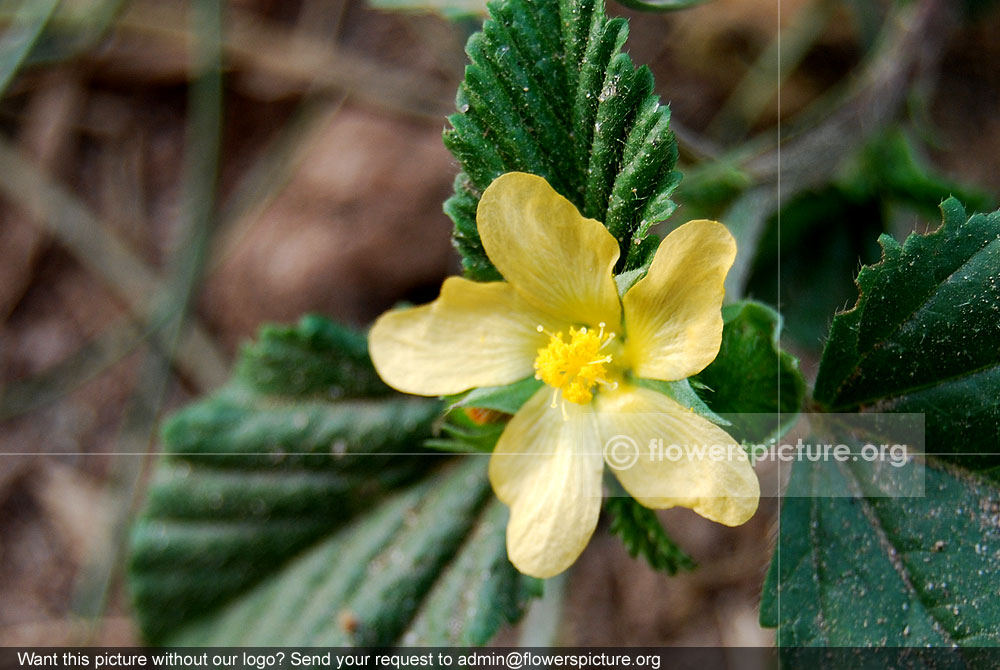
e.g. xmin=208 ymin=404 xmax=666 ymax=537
xmin=634 ymin=377 xmax=731 ymax=427
xmin=614 ymin=266 xmax=648 ymax=297
xmin=429 ymin=377 xmax=544 ymax=454
xmin=448 ymin=376 xmax=544 ymax=415
xmin=428 ymin=411 xmax=507 ymax=454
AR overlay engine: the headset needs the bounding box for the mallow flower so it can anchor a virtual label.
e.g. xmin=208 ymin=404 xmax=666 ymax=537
xmin=369 ymin=172 xmax=759 ymax=578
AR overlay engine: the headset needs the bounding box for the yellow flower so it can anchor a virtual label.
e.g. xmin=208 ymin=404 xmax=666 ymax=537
xmin=369 ymin=172 xmax=759 ymax=578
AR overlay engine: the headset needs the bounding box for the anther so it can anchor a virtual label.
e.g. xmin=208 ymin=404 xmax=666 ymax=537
xmin=533 ymin=323 xmax=617 ymax=407
xmin=583 ymin=355 xmax=612 ymax=367
xmin=536 ymin=324 xmax=558 ymax=338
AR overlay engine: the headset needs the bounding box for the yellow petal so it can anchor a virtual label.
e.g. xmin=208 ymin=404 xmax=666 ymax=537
xmin=478 ymin=172 xmax=621 ymax=328
xmin=596 ymin=385 xmax=758 ymax=526
xmin=622 ymin=220 xmax=736 ymax=381
xmin=369 ymin=277 xmax=556 ymax=396
xmin=489 ymin=388 xmax=604 ymax=578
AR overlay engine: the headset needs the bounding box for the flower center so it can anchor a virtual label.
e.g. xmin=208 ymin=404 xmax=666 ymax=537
xmin=533 ymin=323 xmax=617 ymax=406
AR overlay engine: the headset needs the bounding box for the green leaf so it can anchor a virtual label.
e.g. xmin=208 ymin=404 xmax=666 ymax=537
xmin=129 ymin=317 xmax=536 ymax=645
xmin=160 ymin=459 xmax=536 ymax=646
xmin=814 ymin=199 xmax=1000 ymax=473
xmin=131 ymin=390 xmax=441 ymax=642
xmin=236 ymin=314 xmax=390 ymax=399
xmin=403 ymin=493 xmax=543 ymax=645
xmin=855 ymin=130 xmax=995 ymax=220
xmin=444 ymin=0 xmax=681 ymax=277
xmin=606 ymin=493 xmax=695 ymax=575
xmin=158 ymin=389 xmax=438 ymax=472
xmin=760 ymin=457 xmax=1000 ymax=646
xmin=692 ymin=301 xmax=805 ymax=444
xmin=761 ymin=199 xmax=1000 ymax=647
xmin=745 ymin=129 xmax=996 ymax=352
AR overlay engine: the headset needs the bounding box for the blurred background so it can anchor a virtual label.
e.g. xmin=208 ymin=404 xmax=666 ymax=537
xmin=1 ymin=0 xmax=998 ymax=647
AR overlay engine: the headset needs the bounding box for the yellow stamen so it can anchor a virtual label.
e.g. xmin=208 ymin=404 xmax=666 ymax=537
xmin=533 ymin=325 xmax=615 ymax=405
